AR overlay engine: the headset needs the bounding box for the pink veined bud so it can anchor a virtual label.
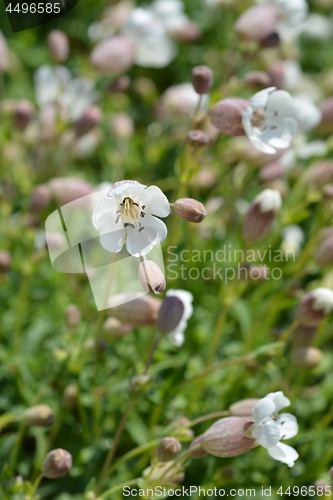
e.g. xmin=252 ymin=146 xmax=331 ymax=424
xmin=109 ymin=112 xmax=134 ymax=140
xmin=187 ymin=129 xmax=209 ymax=147
xmin=65 ymin=304 xmax=81 ymax=328
xmin=138 ymin=260 xmax=166 ymax=295
xmin=238 ymin=264 xmax=270 ymax=282
xmin=0 ymin=31 xmax=9 ymax=73
xmin=316 ymin=233 xmax=333 ymax=267
xmin=296 ymin=289 xmax=333 ymax=327
xmin=30 ymin=184 xmax=52 ymax=212
xmin=157 ymin=437 xmax=182 ymax=462
xmin=191 ymin=65 xmax=214 ymax=95
xmin=244 ymin=71 xmax=273 ymax=91
xmin=291 ymin=347 xmax=323 ymax=370
xmin=210 ymin=98 xmax=249 ymax=136
xmin=292 ymin=324 xmax=317 ymax=349
xmin=156 ymin=296 xmax=185 ymax=334
xmin=48 ymin=177 xmax=95 ymax=205
xmin=260 ymin=161 xmax=285 ymax=183
xmin=306 ymin=161 xmax=333 ymax=187
xmin=90 ymin=36 xmax=135 ymax=74
xmin=229 ymin=399 xmax=260 ymax=417
xmin=102 ymin=317 xmax=133 ymax=339
xmin=234 ymin=4 xmax=278 ymax=42
xmin=48 ymin=30 xmax=69 ymax=63
xmin=189 ymin=435 xmax=208 ymax=459
xmin=108 ymin=293 xmax=161 ymax=326
xmin=0 ymin=250 xmax=11 ymax=272
xmin=108 ymin=76 xmax=131 ymax=93
xmin=173 ymin=22 xmax=201 ymax=43
xmin=63 ymin=383 xmax=78 ymax=409
xmin=14 ymin=99 xmax=35 ymax=131
xmin=174 ymin=198 xmax=207 ymax=223
xmin=201 ymin=417 xmax=256 ymax=458
xmin=242 ymin=189 xmax=282 ymax=243
xmin=23 ymin=405 xmax=54 ymax=427
xmin=75 ymin=106 xmax=102 ymax=137
xmin=41 ymin=449 xmax=72 ymax=479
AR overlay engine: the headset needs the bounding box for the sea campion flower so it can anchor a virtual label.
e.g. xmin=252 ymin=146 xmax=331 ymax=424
xmin=248 ymin=391 xmax=299 ymax=467
xmin=165 ymin=289 xmax=194 ymax=346
xmin=242 ymin=87 xmax=298 ymax=155
xmin=92 ymin=180 xmax=170 ymax=257
xmin=296 ymin=287 xmax=333 ymax=326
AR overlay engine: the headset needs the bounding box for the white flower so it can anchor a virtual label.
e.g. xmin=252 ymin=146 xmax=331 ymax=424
xmin=293 ymin=95 xmax=322 ymax=132
xmin=34 ymin=65 xmax=98 ymax=122
xmin=268 ymin=0 xmax=308 ymax=27
xmin=166 ymin=289 xmax=193 ymax=346
xmin=242 ymin=87 xmax=298 ymax=155
xmin=92 ymin=180 xmax=170 ymax=257
xmin=249 ymin=391 xmax=299 ymax=467
xmin=312 ymin=288 xmax=333 ymax=315
xmin=151 ymin=0 xmax=190 ymax=34
xmin=281 ymin=224 xmax=304 ymax=254
xmin=254 ymin=189 xmax=282 ymax=213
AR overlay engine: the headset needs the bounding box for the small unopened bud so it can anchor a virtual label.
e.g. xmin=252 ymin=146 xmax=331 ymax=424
xmin=30 ymin=184 xmax=52 ymax=212
xmin=191 ymin=65 xmax=213 ymax=94
xmin=23 ymin=405 xmax=54 ymax=427
xmin=229 ymin=399 xmax=260 ymax=417
xmin=292 ymin=324 xmax=317 ymax=349
xmin=187 ymin=129 xmax=209 ymax=147
xmin=306 ymin=160 xmax=333 ymax=187
xmin=201 ymin=417 xmax=256 ymax=458
xmin=102 ymin=317 xmax=133 ymax=339
xmin=291 ymin=347 xmax=323 ymax=370
xmin=41 ymin=449 xmax=72 ymax=478
xmin=174 ymin=198 xmax=207 ymax=223
xmin=48 ymin=30 xmax=69 ymax=63
xmin=157 ymin=437 xmax=182 ymax=462
xmin=173 ymin=22 xmax=201 ymax=43
xmin=65 ymin=304 xmax=81 ymax=328
xmin=0 ymin=31 xmax=9 ymax=74
xmin=138 ymin=260 xmax=166 ymax=295
xmin=238 ymin=264 xmax=270 ymax=282
xmin=156 ymin=296 xmax=185 ymax=334
xmin=14 ymin=100 xmax=35 ymax=131
xmin=108 ymin=76 xmax=131 ymax=93
xmin=90 ymin=36 xmax=135 ymax=74
xmin=244 ymin=71 xmax=273 ymax=90
xmin=108 ymin=292 xmax=161 ymax=326
xmin=63 ymin=383 xmax=78 ymax=409
xmin=330 ymin=466 xmax=333 ymax=483
xmin=242 ymin=189 xmax=282 ymax=243
xmin=48 ymin=177 xmax=94 ymax=205
xmin=320 ymin=96 xmax=333 ymax=125
xmin=234 ymin=4 xmax=277 ymax=42
xmin=109 ymin=112 xmax=134 ymax=140
xmin=130 ymin=374 xmax=151 ymax=396
xmin=75 ymin=106 xmax=102 ymax=137
xmin=316 ymin=234 xmax=333 ymax=267
xmin=210 ymin=98 xmax=249 ymax=136
xmin=189 ymin=435 xmax=208 ymax=458
xmin=260 ymin=161 xmax=285 ymax=183
xmin=296 ymin=288 xmax=333 ymax=326
xmin=0 ymin=250 xmax=11 ymax=272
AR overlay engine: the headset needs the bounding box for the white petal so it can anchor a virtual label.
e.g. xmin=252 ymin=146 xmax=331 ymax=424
xmin=271 ymin=391 xmax=291 ymax=412
xmin=92 ymin=197 xmax=118 ymax=230
xmin=168 ymin=330 xmax=185 ymax=346
xmin=141 ymin=186 xmax=170 ymax=217
xmin=110 ymin=181 xmax=146 ymax=200
xmin=276 ymin=413 xmax=299 ymax=439
xmin=252 ymin=397 xmax=276 ymax=423
xmin=262 ymin=117 xmax=297 ymax=149
xmin=266 ymin=90 xmax=295 ymax=117
xmin=126 ymin=226 xmax=160 ymax=257
xmin=100 ymin=223 xmax=126 ymax=253
xmin=267 ymin=442 xmax=299 ymax=467
xmin=250 ymin=87 xmax=276 ymax=109
xmin=144 ymin=214 xmax=168 ymax=243
xmin=256 ymin=420 xmax=281 ymax=448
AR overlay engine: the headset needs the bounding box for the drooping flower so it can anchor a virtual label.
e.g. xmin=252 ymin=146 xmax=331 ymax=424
xmin=92 ymin=180 xmax=170 ymax=257
xmin=248 ymin=391 xmax=299 ymax=467
xmin=242 ymin=87 xmax=298 ymax=155
xmin=165 ymin=289 xmax=194 ymax=346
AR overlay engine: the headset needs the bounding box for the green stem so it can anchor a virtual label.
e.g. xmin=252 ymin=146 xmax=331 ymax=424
xmin=144 ymin=335 xmax=162 ymax=374
xmin=100 ymin=478 xmax=140 ymax=499
xmin=31 ymin=474 xmax=43 ymax=498
xmin=205 ymin=303 xmax=230 ymax=367
xmin=9 ymin=422 xmax=26 ymax=475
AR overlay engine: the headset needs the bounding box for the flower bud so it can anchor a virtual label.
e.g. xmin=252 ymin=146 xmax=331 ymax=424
xmin=229 ymin=399 xmax=260 ymax=417
xmin=108 ymin=293 xmax=161 ymax=326
xmin=14 ymin=100 xmax=35 ymax=131
xmin=320 ymin=96 xmax=333 ymax=125
xmin=157 ymin=437 xmax=182 ymax=462
xmin=156 ymin=296 xmax=185 ymax=334
xmin=63 ymin=383 xmax=78 ymax=409
xmin=138 ymin=260 xmax=166 ymax=295
xmin=210 ymin=98 xmax=249 ymax=136
xmin=102 ymin=317 xmax=133 ymax=339
xmin=108 ymin=76 xmax=131 ymax=93
xmin=48 ymin=30 xmax=69 ymax=63
xmin=187 ymin=129 xmax=209 ymax=147
xmin=291 ymin=347 xmax=323 ymax=370
xmin=201 ymin=417 xmax=256 ymax=458
xmin=259 ymin=161 xmax=285 ymax=183
xmin=48 ymin=177 xmax=94 ymax=205
xmin=0 ymin=250 xmax=11 ymax=272
xmin=30 ymin=184 xmax=52 ymax=212
xmin=90 ymin=36 xmax=135 ymax=74
xmin=0 ymin=31 xmax=8 ymax=74
xmin=260 ymin=32 xmax=280 ymax=48
xmin=75 ymin=106 xmax=102 ymax=137
xmin=191 ymin=65 xmax=213 ymax=95
xmin=109 ymin=112 xmax=134 ymax=140
xmin=242 ymin=189 xmax=282 ymax=243
xmin=316 ymin=234 xmax=333 ymax=267
xmin=330 ymin=466 xmax=333 ymax=483
xmin=234 ymin=4 xmax=277 ymax=42
xmin=315 ymin=480 xmax=330 ymax=492
xmin=292 ymin=324 xmax=317 ymax=349
xmin=189 ymin=435 xmax=208 ymax=458
xmin=238 ymin=264 xmax=270 ymax=282
xmin=296 ymin=288 xmax=333 ymax=326
xmin=244 ymin=71 xmax=273 ymax=91
xmin=130 ymin=374 xmax=151 ymax=396
xmin=65 ymin=304 xmax=81 ymax=328
xmin=174 ymin=198 xmax=207 ymax=223
xmin=323 ymin=184 xmax=333 ymax=199
xmin=173 ymin=22 xmax=201 ymax=43
xmin=41 ymin=449 xmax=72 ymax=478
xmin=23 ymin=405 xmax=54 ymax=427
xmin=306 ymin=161 xmax=333 ymax=187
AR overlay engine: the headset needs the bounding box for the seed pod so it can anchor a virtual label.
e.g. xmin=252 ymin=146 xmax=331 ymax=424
xmin=65 ymin=304 xmax=81 ymax=328
xmin=157 ymin=437 xmax=182 ymax=462
xmin=156 ymin=296 xmax=184 ymax=334
xmin=296 ymin=288 xmax=333 ymax=326
xmin=210 ymin=98 xmax=249 ymax=136
xmin=48 ymin=30 xmax=69 ymax=63
xmin=14 ymin=100 xmax=35 ymax=131
xmin=108 ymin=293 xmax=161 ymax=326
xmin=102 ymin=317 xmax=133 ymax=339
xmin=189 ymin=435 xmax=208 ymax=459
xmin=63 ymin=383 xmax=78 ymax=409
xmin=174 ymin=198 xmax=207 ymax=223
xmin=191 ymin=65 xmax=213 ymax=94
xmin=244 ymin=71 xmax=273 ymax=91
xmin=234 ymin=4 xmax=277 ymax=42
xmin=75 ymin=106 xmax=102 ymax=137
xmin=242 ymin=189 xmax=282 ymax=243
xmin=292 ymin=324 xmax=317 ymax=349
xmin=291 ymin=347 xmax=323 ymax=370
xmin=138 ymin=260 xmax=166 ymax=295
xmin=229 ymin=399 xmax=260 ymax=417
xmin=187 ymin=129 xmax=209 ymax=147
xmin=23 ymin=405 xmax=54 ymax=427
xmin=41 ymin=449 xmax=72 ymax=478
xmin=201 ymin=417 xmax=256 ymax=458
xmin=0 ymin=250 xmax=11 ymax=272
xmin=90 ymin=36 xmax=135 ymax=74
xmin=30 ymin=184 xmax=52 ymax=212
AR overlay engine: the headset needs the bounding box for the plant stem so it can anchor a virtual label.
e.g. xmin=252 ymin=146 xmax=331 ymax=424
xmin=9 ymin=422 xmax=26 ymax=475
xmin=31 ymin=474 xmax=44 ymax=498
xmin=100 ymin=478 xmax=140 ymax=499
xmin=205 ymin=303 xmax=229 ymax=367
xmin=144 ymin=335 xmax=162 ymax=374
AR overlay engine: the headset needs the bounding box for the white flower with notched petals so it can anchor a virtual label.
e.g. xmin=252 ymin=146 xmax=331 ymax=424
xmin=92 ymin=180 xmax=170 ymax=257
xmin=242 ymin=87 xmax=298 ymax=155
xmin=166 ymin=289 xmax=193 ymax=346
xmin=249 ymin=391 xmax=299 ymax=467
